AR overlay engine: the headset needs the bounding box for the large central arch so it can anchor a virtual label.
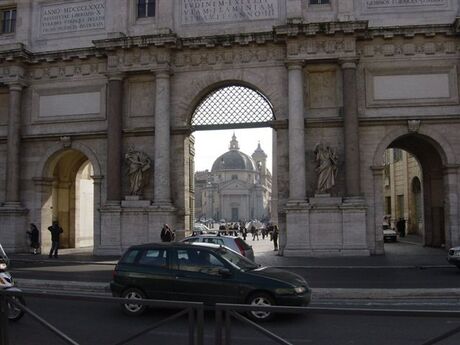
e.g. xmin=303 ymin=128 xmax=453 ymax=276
xmin=188 ymin=83 xmax=277 ymax=231
xmin=190 ymin=84 xmax=276 ymax=130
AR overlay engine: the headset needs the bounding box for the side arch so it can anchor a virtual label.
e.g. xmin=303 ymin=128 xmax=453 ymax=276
xmin=372 ymin=127 xmax=456 ymax=167
xmin=35 ymin=142 xmax=102 ymax=179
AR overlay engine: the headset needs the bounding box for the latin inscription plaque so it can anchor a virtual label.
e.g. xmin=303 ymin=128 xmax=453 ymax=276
xmin=41 ymin=0 xmax=105 ymax=35
xmin=181 ymin=0 xmax=278 ymax=25
xmin=364 ymin=0 xmax=449 ymax=10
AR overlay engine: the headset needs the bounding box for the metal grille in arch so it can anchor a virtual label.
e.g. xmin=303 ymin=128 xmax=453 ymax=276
xmin=191 ymin=86 xmax=274 ymax=128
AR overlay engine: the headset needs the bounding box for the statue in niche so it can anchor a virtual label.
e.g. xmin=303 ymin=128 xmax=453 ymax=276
xmin=314 ymin=143 xmax=338 ymax=194
xmin=125 ymin=147 xmax=151 ymax=196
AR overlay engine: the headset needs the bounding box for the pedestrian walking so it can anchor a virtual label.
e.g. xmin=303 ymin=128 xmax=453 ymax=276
xmin=27 ymin=223 xmax=40 ymax=255
xmin=251 ymin=225 xmax=259 ymax=241
xmin=396 ymin=218 xmax=406 ymax=238
xmin=160 ymin=224 xmax=175 ymax=242
xmin=272 ymin=225 xmax=279 ymax=251
xmin=48 ymin=221 xmax=63 ymax=258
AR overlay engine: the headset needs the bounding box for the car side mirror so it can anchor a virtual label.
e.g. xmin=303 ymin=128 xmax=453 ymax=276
xmin=218 ymin=267 xmax=232 ymax=277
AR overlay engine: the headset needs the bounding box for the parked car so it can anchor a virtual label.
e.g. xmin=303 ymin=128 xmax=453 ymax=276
xmin=383 ymin=225 xmax=398 ymax=242
xmin=110 ymin=242 xmax=311 ymax=321
xmin=193 ymin=223 xmax=210 ymax=235
xmin=447 ymin=246 xmax=460 ymax=269
xmin=182 ymin=234 xmax=255 ymax=262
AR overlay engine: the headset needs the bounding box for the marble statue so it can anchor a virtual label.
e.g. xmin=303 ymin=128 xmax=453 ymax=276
xmin=125 ymin=147 xmax=151 ymax=195
xmin=314 ymin=143 xmax=338 ymax=194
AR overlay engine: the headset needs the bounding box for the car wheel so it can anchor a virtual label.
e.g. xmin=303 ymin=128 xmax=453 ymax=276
xmin=8 ymin=296 xmax=25 ymax=322
xmin=247 ymin=292 xmax=275 ymax=321
xmin=121 ymin=288 xmax=147 ymax=316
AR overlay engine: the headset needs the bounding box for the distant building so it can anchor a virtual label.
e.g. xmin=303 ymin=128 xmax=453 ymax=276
xmin=383 ymin=149 xmax=424 ymax=238
xmin=194 ymin=134 xmax=272 ymax=223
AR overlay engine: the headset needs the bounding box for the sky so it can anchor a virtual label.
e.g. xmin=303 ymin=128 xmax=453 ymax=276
xmin=193 ymin=128 xmax=273 ymax=172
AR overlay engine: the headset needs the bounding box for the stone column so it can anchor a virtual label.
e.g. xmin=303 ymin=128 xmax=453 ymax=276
xmin=5 ymin=83 xmax=23 ymax=205
xmin=287 ymin=61 xmax=306 ymax=202
xmin=106 ymin=74 xmax=124 ymax=202
xmin=153 ymin=69 xmax=172 ymax=205
xmin=341 ymin=59 xmax=361 ymax=197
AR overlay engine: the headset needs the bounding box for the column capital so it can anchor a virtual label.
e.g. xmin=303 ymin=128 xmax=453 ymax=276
xmin=370 ymin=165 xmax=384 ymax=176
xmin=90 ymin=175 xmax=104 ymax=183
xmin=339 ymin=58 xmax=359 ymax=70
xmin=152 ymin=67 xmax=172 ymax=78
xmin=7 ymin=81 xmax=26 ymax=91
xmin=443 ymin=164 xmax=460 ymax=175
xmin=285 ymin=59 xmax=305 ymax=70
xmin=106 ymin=72 xmax=125 ymax=81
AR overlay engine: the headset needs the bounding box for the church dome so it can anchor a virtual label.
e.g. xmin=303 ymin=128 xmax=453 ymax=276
xmin=211 ymin=134 xmax=257 ymax=172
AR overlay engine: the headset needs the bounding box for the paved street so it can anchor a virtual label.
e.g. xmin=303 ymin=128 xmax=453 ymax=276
xmin=3 ymin=236 xmax=460 ymax=345
xmin=5 ymin=296 xmax=460 ymax=345
xmin=7 ymin=235 xmax=460 ymax=299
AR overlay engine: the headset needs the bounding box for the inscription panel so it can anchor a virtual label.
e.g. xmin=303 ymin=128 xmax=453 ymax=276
xmin=365 ymin=66 xmax=459 ymax=107
xmin=363 ymin=0 xmax=449 ymax=12
xmin=40 ymin=0 xmax=105 ymax=35
xmin=181 ymin=0 xmax=279 ymax=25
xmin=39 ymin=92 xmax=101 ymax=118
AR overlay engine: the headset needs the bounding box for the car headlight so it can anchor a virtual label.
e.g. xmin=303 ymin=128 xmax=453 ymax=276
xmin=294 ymin=286 xmax=306 ymax=294
xmin=0 ymin=263 xmax=6 ymax=270
xmin=275 ymin=286 xmax=307 ymax=295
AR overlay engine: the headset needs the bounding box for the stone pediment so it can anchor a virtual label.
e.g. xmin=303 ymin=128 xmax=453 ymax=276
xmin=220 ymin=179 xmax=252 ymax=192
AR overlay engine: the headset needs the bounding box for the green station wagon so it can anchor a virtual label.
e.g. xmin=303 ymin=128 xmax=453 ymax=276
xmin=110 ymin=242 xmax=311 ymax=321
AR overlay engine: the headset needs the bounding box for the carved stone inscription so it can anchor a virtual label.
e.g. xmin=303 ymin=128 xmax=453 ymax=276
xmin=364 ymin=0 xmax=448 ymax=10
xmin=181 ymin=0 xmax=278 ymax=25
xmin=41 ymin=0 xmax=105 ymax=35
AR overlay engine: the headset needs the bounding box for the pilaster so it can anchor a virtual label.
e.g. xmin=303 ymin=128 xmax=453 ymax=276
xmin=153 ymin=68 xmax=172 ymax=206
xmin=287 ymin=60 xmax=306 ymax=202
xmin=340 ymin=58 xmax=361 ymax=197
xmin=106 ymin=73 xmax=124 ymax=203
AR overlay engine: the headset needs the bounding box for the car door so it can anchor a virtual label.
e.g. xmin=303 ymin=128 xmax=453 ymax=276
xmin=132 ymin=247 xmax=176 ymax=300
xmin=171 ymin=247 xmax=240 ymax=304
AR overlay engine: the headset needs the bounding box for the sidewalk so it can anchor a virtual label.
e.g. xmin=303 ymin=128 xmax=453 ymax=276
xmin=10 ymin=236 xmax=460 ymax=301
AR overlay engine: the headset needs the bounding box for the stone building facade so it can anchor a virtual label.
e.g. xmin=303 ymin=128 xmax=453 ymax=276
xmin=383 ymin=149 xmax=424 ymax=238
xmin=194 ymin=134 xmax=272 ymax=223
xmin=0 ymin=0 xmax=459 ymax=256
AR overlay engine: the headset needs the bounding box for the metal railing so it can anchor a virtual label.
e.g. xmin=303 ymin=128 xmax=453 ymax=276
xmin=1 ymin=289 xmax=460 ymax=345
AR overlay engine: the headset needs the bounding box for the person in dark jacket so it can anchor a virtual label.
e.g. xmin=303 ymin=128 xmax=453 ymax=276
xmin=27 ymin=223 xmax=40 ymax=255
xmin=396 ymin=218 xmax=406 ymax=238
xmin=160 ymin=224 xmax=174 ymax=242
xmin=48 ymin=221 xmax=63 ymax=258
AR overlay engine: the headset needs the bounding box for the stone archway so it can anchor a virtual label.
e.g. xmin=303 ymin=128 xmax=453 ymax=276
xmin=186 ymin=83 xmax=276 ymax=233
xmin=36 ymin=145 xmax=102 ymax=253
xmin=374 ymin=131 xmax=456 ymax=249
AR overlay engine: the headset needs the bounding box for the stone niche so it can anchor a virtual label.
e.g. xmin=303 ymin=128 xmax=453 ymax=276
xmin=284 ymin=196 xmax=369 ymax=256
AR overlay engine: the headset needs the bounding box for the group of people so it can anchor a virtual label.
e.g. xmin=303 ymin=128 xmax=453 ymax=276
xmin=26 ymin=220 xmax=283 ymax=257
xmin=26 ymin=221 xmax=63 ymax=258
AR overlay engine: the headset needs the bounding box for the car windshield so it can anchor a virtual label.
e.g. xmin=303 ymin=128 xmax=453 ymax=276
xmin=216 ymin=246 xmax=258 ymax=271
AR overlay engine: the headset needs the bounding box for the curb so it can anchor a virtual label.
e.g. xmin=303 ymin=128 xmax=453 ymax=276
xmin=16 ymin=278 xmax=460 ymax=300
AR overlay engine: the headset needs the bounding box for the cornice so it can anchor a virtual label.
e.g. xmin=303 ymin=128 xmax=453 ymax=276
xmin=454 ymin=17 xmax=460 ymax=35
xmin=274 ymin=21 xmax=369 ymax=38
xmin=360 ymin=23 xmax=455 ymax=40
xmin=93 ymin=32 xmax=178 ymax=50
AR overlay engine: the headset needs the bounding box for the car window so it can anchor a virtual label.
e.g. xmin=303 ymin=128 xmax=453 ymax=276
xmin=177 ymin=248 xmax=224 ymax=274
xmin=138 ymin=249 xmax=167 ymax=267
xmin=216 ymin=247 xmax=258 ymax=271
xmin=183 ymin=237 xmax=200 ymax=243
xmin=204 ymin=237 xmax=224 ymax=245
xmin=120 ymin=249 xmax=139 ymax=264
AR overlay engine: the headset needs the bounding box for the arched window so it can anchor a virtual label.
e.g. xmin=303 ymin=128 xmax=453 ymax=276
xmin=191 ymin=86 xmax=274 ymax=129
